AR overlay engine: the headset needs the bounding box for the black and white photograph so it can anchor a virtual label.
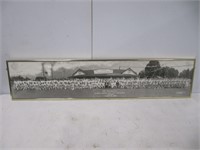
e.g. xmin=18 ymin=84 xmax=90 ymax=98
xmin=7 ymin=59 xmax=195 ymax=99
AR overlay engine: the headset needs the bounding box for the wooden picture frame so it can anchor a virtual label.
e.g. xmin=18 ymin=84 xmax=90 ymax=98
xmin=6 ymin=58 xmax=195 ymax=99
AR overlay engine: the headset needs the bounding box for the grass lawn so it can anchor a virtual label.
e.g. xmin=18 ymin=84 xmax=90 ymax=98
xmin=11 ymin=88 xmax=191 ymax=99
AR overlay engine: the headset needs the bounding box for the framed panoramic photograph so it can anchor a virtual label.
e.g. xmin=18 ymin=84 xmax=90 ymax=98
xmin=7 ymin=58 xmax=195 ymax=99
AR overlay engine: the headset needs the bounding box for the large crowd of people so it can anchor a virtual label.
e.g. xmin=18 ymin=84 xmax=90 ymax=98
xmin=12 ymin=78 xmax=191 ymax=91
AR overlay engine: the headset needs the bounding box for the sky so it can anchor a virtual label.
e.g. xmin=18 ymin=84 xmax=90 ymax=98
xmin=8 ymin=60 xmax=195 ymax=77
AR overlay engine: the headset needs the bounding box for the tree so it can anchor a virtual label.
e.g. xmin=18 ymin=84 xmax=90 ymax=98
xmin=139 ymin=70 xmax=146 ymax=78
xmin=11 ymin=76 xmax=30 ymax=82
xmin=159 ymin=67 xmax=179 ymax=78
xmin=145 ymin=60 xmax=161 ymax=78
xmin=53 ymin=67 xmax=67 ymax=79
xmin=179 ymin=68 xmax=194 ymax=79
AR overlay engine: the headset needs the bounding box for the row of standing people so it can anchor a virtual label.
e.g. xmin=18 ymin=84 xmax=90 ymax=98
xmin=12 ymin=78 xmax=191 ymax=91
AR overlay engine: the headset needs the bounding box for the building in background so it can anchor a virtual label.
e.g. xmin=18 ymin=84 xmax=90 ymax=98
xmin=70 ymin=68 xmax=138 ymax=79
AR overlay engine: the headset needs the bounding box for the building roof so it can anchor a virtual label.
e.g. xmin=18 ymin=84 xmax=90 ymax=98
xmin=72 ymin=69 xmax=94 ymax=76
xmin=113 ymin=69 xmax=125 ymax=74
xmin=70 ymin=68 xmax=138 ymax=78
